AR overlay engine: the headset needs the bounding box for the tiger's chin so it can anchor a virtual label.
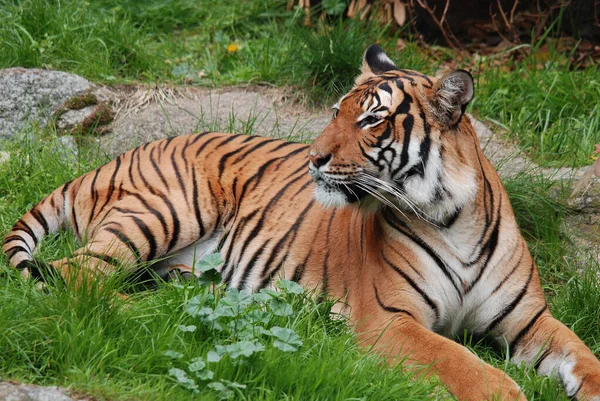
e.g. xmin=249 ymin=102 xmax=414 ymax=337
xmin=312 ymin=180 xmax=380 ymax=213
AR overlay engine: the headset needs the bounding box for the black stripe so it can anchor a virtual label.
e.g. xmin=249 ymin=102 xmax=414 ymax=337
xmin=282 ymin=161 xmax=309 ymax=182
xmin=71 ymin=201 xmax=80 ymax=238
xmin=464 ymin=213 xmax=501 ymax=293
xmin=88 ymin=166 xmax=103 ymax=225
xmin=492 ymin=242 xmax=525 ymax=294
xmin=128 ymin=147 xmax=140 ymax=190
xmin=81 ymin=251 xmax=120 ymax=266
xmin=441 ymin=207 xmax=461 ymax=229
xmin=105 ymin=227 xmax=141 ymax=261
xmin=509 ymin=305 xmax=547 ymax=355
xmin=113 ymin=207 xmax=145 ymax=215
xmin=189 ymin=131 xmax=212 ymax=147
xmin=379 ymin=82 xmax=392 ymax=95
xmin=136 ymin=152 xmax=160 ymax=197
xmin=235 ymin=173 xmax=307 ymax=285
xmin=207 ymin=180 xmax=221 ymax=230
xmin=218 ymin=143 xmax=253 ymax=180
xmin=213 ymin=133 xmax=241 ymax=149
xmin=397 ymin=69 xmax=433 ymax=85
xmin=403 ymin=112 xmax=431 ymax=179
xmin=162 ymin=136 xmax=176 ymax=151
xmin=392 ymin=113 xmax=414 ymax=177
xmin=272 ymin=146 xmax=308 ymax=171
xmin=486 ymin=261 xmax=535 ymax=334
xmin=129 ymin=215 xmax=158 ymax=261
xmin=381 ymin=252 xmax=438 ymax=319
xmin=194 ymin=135 xmax=221 ymax=157
xmin=129 ymin=194 xmax=168 ymax=240
xmin=533 ymin=342 xmax=553 ymax=372
xmin=258 ymin=199 xmax=315 ymax=289
xmin=236 ymin=239 xmax=270 ymax=289
xmin=268 ymin=140 xmax=298 ymax=154
xmin=373 ymin=284 xmax=414 ymax=318
xmin=191 ymin=168 xmax=205 ymax=238
xmin=30 ymin=208 xmax=49 ymax=235
xmin=158 ymin=193 xmax=180 ymax=253
xmin=221 ymin=209 xmax=261 ymax=284
xmin=97 ymin=156 xmax=123 ymax=218
xmin=15 ymin=221 xmax=37 ymax=246
xmin=241 ymin=135 xmax=258 ymax=144
xmin=3 ymin=235 xmax=29 ymax=247
xmin=15 ymin=260 xmax=31 ymax=270
xmin=233 ymin=138 xmax=279 ymax=164
xmin=322 ymin=210 xmax=337 ymax=294
xmin=358 ymin=142 xmax=380 ymax=167
xmin=5 ymin=245 xmax=29 ymax=258
xmin=180 ymin=136 xmax=192 ymax=174
xmin=61 ymin=180 xmax=72 ymax=198
xmin=238 ymin=159 xmax=279 ymax=200
xmin=170 ymin=148 xmax=187 ymax=201
xmin=383 ymin=210 xmax=462 ymax=297
xmin=150 ymin=147 xmax=169 ymax=189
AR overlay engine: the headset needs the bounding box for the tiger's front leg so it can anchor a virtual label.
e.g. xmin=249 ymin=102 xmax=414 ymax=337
xmin=359 ymin=312 xmax=526 ymax=401
xmin=505 ymin=307 xmax=600 ymax=400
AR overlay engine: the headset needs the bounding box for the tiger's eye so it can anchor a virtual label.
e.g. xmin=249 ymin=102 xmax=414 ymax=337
xmin=359 ymin=115 xmax=380 ymax=128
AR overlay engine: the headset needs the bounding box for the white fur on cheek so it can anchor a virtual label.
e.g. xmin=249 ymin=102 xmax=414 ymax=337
xmin=313 ymin=184 xmax=348 ymax=208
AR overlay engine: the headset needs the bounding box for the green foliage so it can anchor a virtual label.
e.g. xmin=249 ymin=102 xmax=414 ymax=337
xmin=1 ymin=0 xmax=599 ymax=165
xmin=474 ymin=55 xmax=600 ymax=167
xmin=502 ymin=171 xmax=570 ymax=281
xmin=321 ymin=0 xmax=348 ymax=16
xmin=167 ymin=264 xmax=310 ymax=399
xmin=0 ymin=0 xmax=160 ymax=80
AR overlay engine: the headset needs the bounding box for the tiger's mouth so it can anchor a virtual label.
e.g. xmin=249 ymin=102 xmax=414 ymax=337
xmin=310 ymin=166 xmax=374 ymax=208
xmin=310 ymin=164 xmax=419 ymax=215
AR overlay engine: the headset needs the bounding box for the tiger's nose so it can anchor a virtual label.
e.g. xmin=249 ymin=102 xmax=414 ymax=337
xmin=309 ymin=153 xmax=332 ymax=168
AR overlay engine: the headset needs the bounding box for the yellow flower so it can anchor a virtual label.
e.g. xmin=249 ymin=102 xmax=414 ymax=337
xmin=227 ymin=43 xmax=240 ymax=53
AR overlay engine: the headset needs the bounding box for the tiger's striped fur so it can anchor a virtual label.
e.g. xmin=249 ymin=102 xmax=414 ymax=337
xmin=4 ymin=45 xmax=600 ymax=400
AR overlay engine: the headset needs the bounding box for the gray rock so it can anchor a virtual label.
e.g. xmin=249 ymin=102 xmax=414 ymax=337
xmin=0 ymin=381 xmax=75 ymax=401
xmin=55 ymin=106 xmax=98 ymax=132
xmin=0 ymin=68 xmax=91 ymax=139
xmin=99 ymin=87 xmax=331 ymax=157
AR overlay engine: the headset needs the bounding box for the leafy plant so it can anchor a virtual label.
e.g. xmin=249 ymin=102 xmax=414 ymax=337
xmin=167 ymin=253 xmax=307 ymax=399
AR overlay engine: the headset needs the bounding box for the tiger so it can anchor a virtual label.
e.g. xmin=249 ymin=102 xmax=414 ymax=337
xmin=3 ymin=44 xmax=600 ymax=400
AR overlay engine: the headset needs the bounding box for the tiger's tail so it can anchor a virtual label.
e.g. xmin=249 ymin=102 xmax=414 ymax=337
xmin=2 ymin=180 xmax=74 ymax=277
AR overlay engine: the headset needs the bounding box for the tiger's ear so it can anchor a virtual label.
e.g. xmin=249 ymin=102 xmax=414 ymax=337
xmin=355 ymin=44 xmax=398 ymax=85
xmin=428 ymin=70 xmax=474 ymax=126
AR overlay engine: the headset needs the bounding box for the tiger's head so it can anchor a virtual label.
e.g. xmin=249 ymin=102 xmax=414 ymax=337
xmin=308 ymin=44 xmax=478 ymax=223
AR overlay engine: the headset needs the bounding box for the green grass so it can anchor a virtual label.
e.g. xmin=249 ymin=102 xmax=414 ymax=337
xmin=0 ymin=274 xmax=443 ymax=401
xmin=2 ymin=0 xmax=597 ymax=166
xmin=473 ymin=54 xmax=600 ymax=168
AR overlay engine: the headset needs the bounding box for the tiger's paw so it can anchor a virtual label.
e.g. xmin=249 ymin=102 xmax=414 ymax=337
xmin=572 ymin=371 xmax=600 ymax=401
xmin=451 ymin=365 xmax=526 ymax=401
xmin=166 ymin=264 xmax=201 ymax=282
